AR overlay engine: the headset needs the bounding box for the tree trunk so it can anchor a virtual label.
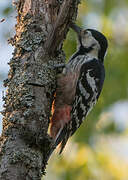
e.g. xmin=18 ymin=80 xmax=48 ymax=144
xmin=0 ymin=0 xmax=80 ymax=179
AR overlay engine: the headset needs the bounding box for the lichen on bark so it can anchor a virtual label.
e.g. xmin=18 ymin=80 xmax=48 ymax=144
xmin=0 ymin=0 xmax=80 ymax=179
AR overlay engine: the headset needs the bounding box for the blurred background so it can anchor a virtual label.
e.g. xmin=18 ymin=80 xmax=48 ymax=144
xmin=0 ymin=0 xmax=128 ymax=180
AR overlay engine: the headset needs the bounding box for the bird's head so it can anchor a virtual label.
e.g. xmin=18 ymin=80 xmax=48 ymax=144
xmin=70 ymin=23 xmax=108 ymax=62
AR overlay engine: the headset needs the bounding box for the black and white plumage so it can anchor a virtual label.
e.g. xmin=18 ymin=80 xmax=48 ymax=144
xmin=50 ymin=23 xmax=108 ymax=153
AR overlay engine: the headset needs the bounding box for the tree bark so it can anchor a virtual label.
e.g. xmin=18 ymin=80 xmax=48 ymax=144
xmin=0 ymin=0 xmax=80 ymax=179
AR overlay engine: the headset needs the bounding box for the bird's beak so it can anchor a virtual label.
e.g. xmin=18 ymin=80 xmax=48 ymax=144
xmin=70 ymin=23 xmax=82 ymax=35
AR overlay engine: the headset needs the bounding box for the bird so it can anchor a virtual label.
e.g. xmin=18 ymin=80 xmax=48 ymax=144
xmin=50 ymin=23 xmax=108 ymax=154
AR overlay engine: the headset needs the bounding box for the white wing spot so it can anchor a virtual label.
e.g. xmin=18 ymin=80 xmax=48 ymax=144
xmin=79 ymin=81 xmax=90 ymax=99
xmin=86 ymin=70 xmax=97 ymax=92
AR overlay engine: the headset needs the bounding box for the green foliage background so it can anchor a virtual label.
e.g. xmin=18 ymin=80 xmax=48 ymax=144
xmin=0 ymin=0 xmax=128 ymax=180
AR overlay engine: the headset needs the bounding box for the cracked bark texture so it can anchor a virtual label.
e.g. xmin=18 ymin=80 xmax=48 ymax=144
xmin=0 ymin=0 xmax=80 ymax=179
